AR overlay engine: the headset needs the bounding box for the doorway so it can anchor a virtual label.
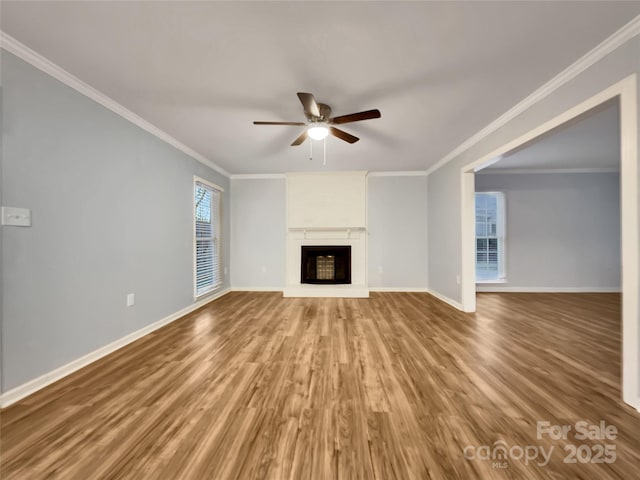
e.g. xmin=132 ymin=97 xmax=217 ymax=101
xmin=460 ymin=75 xmax=638 ymax=409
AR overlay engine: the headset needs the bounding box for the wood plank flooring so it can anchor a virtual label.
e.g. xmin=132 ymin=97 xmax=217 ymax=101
xmin=1 ymin=292 xmax=639 ymax=479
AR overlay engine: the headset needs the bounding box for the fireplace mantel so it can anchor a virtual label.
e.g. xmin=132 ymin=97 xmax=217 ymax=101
xmin=287 ymin=226 xmax=366 ymax=239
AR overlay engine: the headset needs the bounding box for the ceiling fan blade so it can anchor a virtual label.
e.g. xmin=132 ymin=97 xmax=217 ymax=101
xmin=330 ymin=109 xmax=381 ymax=125
xmin=297 ymin=92 xmax=320 ymax=118
xmin=291 ymin=130 xmax=308 ymax=146
xmin=254 ymin=121 xmax=306 ymax=125
xmin=330 ymin=127 xmax=359 ymax=144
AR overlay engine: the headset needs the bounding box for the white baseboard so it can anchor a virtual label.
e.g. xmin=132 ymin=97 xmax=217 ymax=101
xmin=476 ymin=286 xmax=621 ymax=293
xmin=427 ymin=289 xmax=464 ymax=311
xmin=230 ymin=286 xmax=431 ymax=294
xmin=283 ymin=284 xmax=369 ymax=298
xmin=369 ymin=287 xmax=430 ymax=292
xmin=0 ymin=288 xmax=231 ymax=408
xmin=230 ymin=286 xmax=284 ymax=292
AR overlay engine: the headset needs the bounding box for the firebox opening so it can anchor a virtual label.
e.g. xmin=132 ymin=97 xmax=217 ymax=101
xmin=301 ymin=246 xmax=351 ymax=285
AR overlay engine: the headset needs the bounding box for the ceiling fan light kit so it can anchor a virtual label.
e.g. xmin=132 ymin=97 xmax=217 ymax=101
xmin=307 ymin=124 xmax=329 ymax=140
xmin=253 ymin=92 xmax=381 ymax=148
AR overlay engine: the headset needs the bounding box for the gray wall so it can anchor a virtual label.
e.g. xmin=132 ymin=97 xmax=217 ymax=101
xmin=1 ymin=52 xmax=230 ymax=392
xmin=475 ymin=172 xmax=620 ymax=289
xmin=230 ymin=178 xmax=286 ymax=288
xmin=368 ymin=175 xmax=428 ymax=289
xmin=427 ymin=35 xmax=640 ymax=304
xmin=230 ymin=175 xmax=429 ymax=290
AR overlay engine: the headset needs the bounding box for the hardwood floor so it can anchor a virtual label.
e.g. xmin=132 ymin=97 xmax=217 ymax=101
xmin=1 ymin=292 xmax=639 ymax=479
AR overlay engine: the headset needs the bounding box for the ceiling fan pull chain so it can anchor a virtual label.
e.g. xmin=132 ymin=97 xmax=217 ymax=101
xmin=309 ymin=138 xmax=313 ymax=161
xmin=323 ymin=137 xmax=327 ymax=166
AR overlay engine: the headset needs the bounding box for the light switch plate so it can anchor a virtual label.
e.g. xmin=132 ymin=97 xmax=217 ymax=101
xmin=126 ymin=293 xmax=135 ymax=307
xmin=1 ymin=207 xmax=31 ymax=227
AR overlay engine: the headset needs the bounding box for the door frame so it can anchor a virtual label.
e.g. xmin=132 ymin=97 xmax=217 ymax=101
xmin=460 ymin=74 xmax=639 ymax=409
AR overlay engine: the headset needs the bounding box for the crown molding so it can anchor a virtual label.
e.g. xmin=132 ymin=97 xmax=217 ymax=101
xmin=230 ymin=170 xmax=428 ymax=179
xmin=368 ymin=171 xmax=427 ymax=177
xmin=231 ymin=173 xmax=286 ymax=180
xmin=477 ymin=167 xmax=620 ymax=175
xmin=0 ymin=31 xmax=231 ymax=178
xmin=426 ymin=14 xmax=640 ymax=176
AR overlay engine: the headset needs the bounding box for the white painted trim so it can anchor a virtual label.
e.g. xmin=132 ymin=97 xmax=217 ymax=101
xmin=231 ymin=286 xmax=433 ymax=293
xmin=460 ymin=74 xmax=638 ymax=409
xmin=476 ymin=279 xmax=508 ymax=284
xmin=0 ymin=31 xmax=231 ymax=178
xmin=477 ymin=168 xmax=620 ymax=175
xmin=0 ymin=288 xmax=231 ymax=408
xmin=193 ymin=176 xmax=224 ymax=299
xmin=194 ymin=176 xmax=225 ymax=193
xmin=426 ymin=15 xmax=640 ymax=176
xmin=476 ymin=286 xmax=621 ymax=293
xmin=367 ymin=171 xmax=428 ymax=177
xmin=283 ymin=285 xmax=370 ymax=298
xmin=619 ymin=75 xmax=639 ymax=410
xmin=369 ymin=287 xmax=429 ymax=292
xmin=427 ymin=289 xmax=464 ymax=311
xmin=230 ymin=287 xmax=283 ymax=292
xmin=231 ymin=174 xmax=286 ymax=180
xmin=460 ymin=172 xmax=476 ymax=313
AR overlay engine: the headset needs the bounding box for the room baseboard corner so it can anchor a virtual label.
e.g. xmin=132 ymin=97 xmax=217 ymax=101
xmin=427 ymin=289 xmax=464 ymax=311
xmin=475 ymin=286 xmax=621 ymax=293
xmin=0 ymin=288 xmax=231 ymax=408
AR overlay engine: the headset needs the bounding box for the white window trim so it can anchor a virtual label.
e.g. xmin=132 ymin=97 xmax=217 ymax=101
xmin=474 ymin=191 xmax=506 ymax=283
xmin=193 ymin=176 xmax=224 ymax=299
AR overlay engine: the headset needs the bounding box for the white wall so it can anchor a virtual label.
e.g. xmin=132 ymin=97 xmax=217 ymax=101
xmin=475 ymin=172 xmax=620 ymax=290
xmin=287 ymin=172 xmax=366 ymax=228
xmin=230 ymin=174 xmax=429 ymax=290
xmin=230 ymin=178 xmax=286 ymax=288
xmin=368 ymin=175 xmax=428 ymax=289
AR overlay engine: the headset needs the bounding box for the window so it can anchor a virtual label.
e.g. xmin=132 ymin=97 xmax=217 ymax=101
xmin=194 ymin=178 xmax=222 ymax=297
xmin=475 ymin=192 xmax=505 ymax=282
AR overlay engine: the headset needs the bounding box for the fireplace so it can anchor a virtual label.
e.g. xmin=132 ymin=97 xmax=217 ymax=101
xmin=301 ymin=246 xmax=351 ymax=284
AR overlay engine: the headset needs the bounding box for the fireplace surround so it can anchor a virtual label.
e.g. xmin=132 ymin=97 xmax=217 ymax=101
xmin=284 ymin=171 xmax=368 ymax=297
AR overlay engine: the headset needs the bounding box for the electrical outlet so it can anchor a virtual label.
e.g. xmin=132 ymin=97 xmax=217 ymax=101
xmin=378 ymin=266 xmax=384 ymax=274
xmin=126 ymin=293 xmax=135 ymax=307
xmin=456 ymin=275 xmax=461 ymax=285
xmin=224 ymin=267 xmax=228 ymax=276
xmin=261 ymin=265 xmax=267 ymax=273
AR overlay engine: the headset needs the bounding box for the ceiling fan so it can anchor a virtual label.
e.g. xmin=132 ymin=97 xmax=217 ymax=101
xmin=253 ymin=92 xmax=381 ymax=146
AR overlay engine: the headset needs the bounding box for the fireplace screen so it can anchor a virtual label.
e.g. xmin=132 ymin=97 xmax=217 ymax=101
xmin=301 ymin=246 xmax=351 ymax=284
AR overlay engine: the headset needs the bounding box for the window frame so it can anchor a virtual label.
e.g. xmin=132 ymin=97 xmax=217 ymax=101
xmin=475 ymin=191 xmax=506 ymax=283
xmin=193 ymin=176 xmax=224 ymax=298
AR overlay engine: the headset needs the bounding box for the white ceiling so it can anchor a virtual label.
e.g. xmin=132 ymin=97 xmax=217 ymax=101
xmin=1 ymin=2 xmax=639 ymax=175
xmin=484 ymin=100 xmax=620 ymax=171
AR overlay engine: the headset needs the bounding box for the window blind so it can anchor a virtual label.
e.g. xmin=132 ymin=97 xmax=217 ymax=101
xmin=195 ymin=180 xmax=221 ymax=296
xmin=475 ymin=192 xmax=505 ymax=282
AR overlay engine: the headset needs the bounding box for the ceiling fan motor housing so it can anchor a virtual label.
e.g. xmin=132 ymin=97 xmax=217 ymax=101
xmin=315 ymin=103 xmax=332 ymax=121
